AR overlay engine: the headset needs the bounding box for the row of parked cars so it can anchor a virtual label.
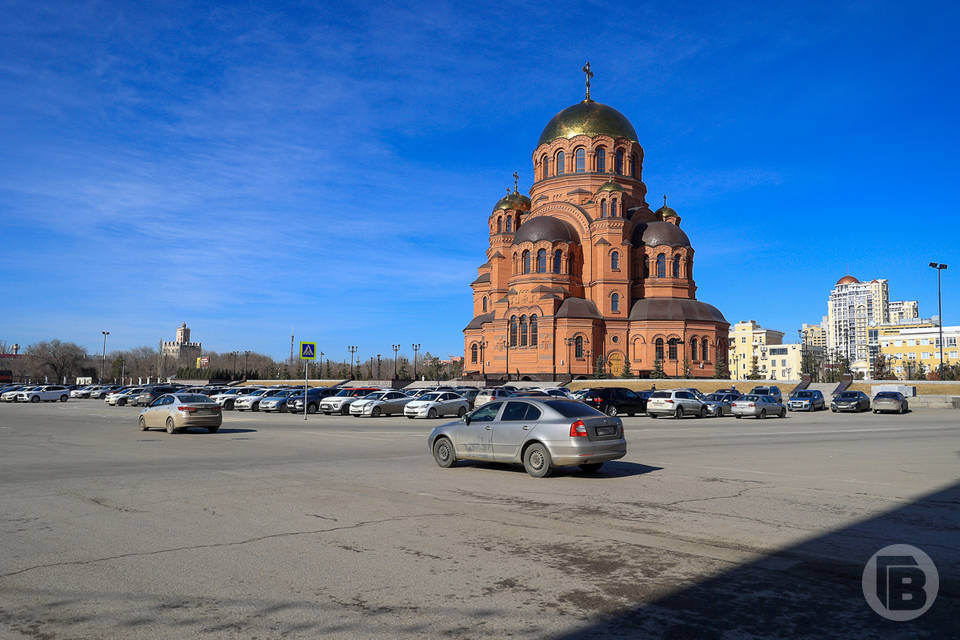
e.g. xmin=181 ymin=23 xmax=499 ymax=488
xmin=0 ymin=384 xmax=73 ymax=403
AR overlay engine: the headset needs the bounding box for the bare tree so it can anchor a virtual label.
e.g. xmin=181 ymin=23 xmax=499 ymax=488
xmin=25 ymin=340 xmax=87 ymax=382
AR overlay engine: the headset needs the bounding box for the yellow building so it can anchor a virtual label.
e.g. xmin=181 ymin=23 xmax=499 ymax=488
xmin=801 ymin=322 xmax=827 ymax=349
xmin=879 ymin=324 xmax=959 ymax=378
xmin=728 ymin=320 xmax=784 ymax=379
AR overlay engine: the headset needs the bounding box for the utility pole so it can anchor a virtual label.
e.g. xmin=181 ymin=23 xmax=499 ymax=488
xmin=929 ymin=262 xmax=948 ymax=378
xmin=319 ymin=351 xmax=325 ymax=378
xmin=392 ymin=344 xmax=400 ymax=379
xmin=290 ymin=331 xmax=295 ymax=369
xmin=243 ymin=350 xmax=250 ymax=377
xmin=100 ymin=331 xmax=110 ymax=383
xmin=376 ymin=354 xmax=382 ymax=379
xmin=347 ymin=345 xmax=358 ymax=379
xmin=412 ymin=343 xmax=421 ymax=381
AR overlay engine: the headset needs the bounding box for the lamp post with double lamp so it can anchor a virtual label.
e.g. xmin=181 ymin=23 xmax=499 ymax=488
xmin=479 ymin=340 xmax=488 ymax=379
xmin=100 ymin=331 xmax=110 ymax=383
xmin=929 ymin=262 xmax=948 ymax=378
xmin=411 ymin=344 xmax=421 ymax=381
xmin=392 ymin=344 xmax=400 ymax=379
xmin=347 ymin=345 xmax=358 ymax=379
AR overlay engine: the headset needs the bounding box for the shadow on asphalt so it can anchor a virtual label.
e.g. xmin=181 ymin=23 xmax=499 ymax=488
xmin=455 ymin=460 xmax=662 ymax=479
xmin=554 ymin=480 xmax=960 ymax=639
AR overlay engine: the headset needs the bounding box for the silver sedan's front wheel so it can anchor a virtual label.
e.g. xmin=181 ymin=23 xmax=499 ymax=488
xmin=523 ymin=443 xmax=552 ymax=478
xmin=432 ymin=437 xmax=456 ymax=468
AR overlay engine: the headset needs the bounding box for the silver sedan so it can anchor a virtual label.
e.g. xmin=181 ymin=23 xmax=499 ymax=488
xmin=349 ymin=391 xmax=411 ymax=417
xmin=873 ymin=392 xmax=909 ymax=414
xmin=404 ymin=392 xmax=470 ymax=419
xmin=731 ymin=394 xmax=786 ymax=419
xmin=138 ymin=393 xmax=222 ymax=434
xmin=428 ymin=398 xmax=626 ymax=477
xmin=702 ymin=393 xmax=737 ymax=417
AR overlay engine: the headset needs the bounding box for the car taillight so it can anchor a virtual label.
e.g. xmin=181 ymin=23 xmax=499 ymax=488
xmin=664 ymin=399 xmax=674 ymax=403
xmin=569 ymin=420 xmax=588 ymax=437
xmin=592 ymin=397 xmax=602 ymax=403
xmin=748 ymin=403 xmax=755 ymax=407
xmin=177 ymin=406 xmax=197 ymax=412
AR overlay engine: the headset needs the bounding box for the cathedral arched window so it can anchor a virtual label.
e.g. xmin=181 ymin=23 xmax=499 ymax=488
xmin=656 ymin=253 xmax=666 ymax=278
xmin=522 ymin=250 xmax=530 ymax=274
xmin=482 ymin=296 xmax=487 ymax=312
xmin=505 ymin=216 xmax=513 ymax=233
xmin=519 ymin=315 xmax=528 ymax=347
xmin=530 ymin=315 xmax=538 ymax=346
xmin=574 ymin=147 xmax=585 ymax=173
xmin=611 ymin=292 xmax=620 ymax=313
xmin=575 ymin=335 xmax=584 ymax=358
xmin=668 ymin=338 xmax=678 ymax=360
xmin=595 ymin=146 xmax=606 ymax=172
xmin=611 ymin=251 xmax=620 ymax=270
xmin=496 ymin=217 xmax=502 ymax=233
xmin=536 ymin=248 xmax=546 ymax=272
xmin=673 ymin=255 xmax=681 ymax=278
xmin=541 ymin=154 xmax=549 ymax=179
xmin=556 ymin=151 xmax=565 ymax=175
xmin=702 ymin=338 xmax=709 ymax=362
xmin=600 ymin=199 xmax=606 ymax=218
xmin=630 ymin=154 xmax=639 ymax=178
xmin=470 ymin=343 xmax=478 ymax=363
xmin=553 ymin=249 xmax=562 ymax=274
xmin=509 ymin=316 xmax=517 ymax=347
xmin=615 ymin=149 xmax=624 ymax=174
xmin=611 ymin=198 xmax=618 ymax=217
xmin=655 ymin=338 xmax=664 ymax=361
xmin=691 ymin=339 xmax=698 ymax=361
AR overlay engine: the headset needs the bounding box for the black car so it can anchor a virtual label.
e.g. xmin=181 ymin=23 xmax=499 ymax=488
xmin=831 ymin=390 xmax=871 ymax=413
xmin=580 ymin=387 xmax=648 ymax=416
xmin=133 ymin=385 xmax=180 ymax=407
xmin=286 ymin=387 xmax=339 ymax=414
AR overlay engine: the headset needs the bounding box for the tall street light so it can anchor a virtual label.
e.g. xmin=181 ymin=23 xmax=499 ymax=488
xmin=100 ymin=331 xmax=110 ymax=383
xmin=412 ymin=344 xmax=421 ymax=381
xmin=376 ymin=354 xmax=382 ymax=379
xmin=929 ymin=262 xmax=948 ymax=377
xmin=392 ymin=344 xmax=400 ymax=379
xmin=347 ymin=345 xmax=358 ymax=379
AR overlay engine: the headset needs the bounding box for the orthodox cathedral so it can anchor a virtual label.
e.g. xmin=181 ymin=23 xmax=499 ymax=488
xmin=463 ymin=66 xmax=729 ymax=380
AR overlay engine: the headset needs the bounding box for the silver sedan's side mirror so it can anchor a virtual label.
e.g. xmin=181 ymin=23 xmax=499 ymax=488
xmin=462 ymin=414 xmax=471 ymax=424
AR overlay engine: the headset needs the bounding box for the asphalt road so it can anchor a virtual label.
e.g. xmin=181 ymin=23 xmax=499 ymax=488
xmin=0 ymin=401 xmax=957 ymax=638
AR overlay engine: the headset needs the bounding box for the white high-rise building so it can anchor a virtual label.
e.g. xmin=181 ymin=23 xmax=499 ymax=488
xmin=827 ymin=276 xmax=889 ymax=372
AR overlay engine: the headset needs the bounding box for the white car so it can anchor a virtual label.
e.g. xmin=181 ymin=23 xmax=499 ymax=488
xmin=646 ymin=389 xmax=708 ymax=419
xmin=107 ymin=388 xmax=143 ymax=406
xmin=349 ymin=391 xmax=412 ymax=417
xmin=3 ymin=386 xmax=41 ymax=402
xmin=536 ymin=387 xmax=575 ymax=399
xmin=70 ymin=385 xmax=97 ymax=398
xmin=404 ymin=392 xmax=471 ymax=419
xmin=17 ymin=385 xmax=71 ymax=403
xmin=211 ymin=388 xmax=261 ymax=410
xmin=235 ymin=388 xmax=285 ymax=411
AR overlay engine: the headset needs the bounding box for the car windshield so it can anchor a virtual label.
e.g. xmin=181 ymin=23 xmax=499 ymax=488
xmin=876 ymin=392 xmax=899 ymax=398
xmin=839 ymin=392 xmax=858 ymax=399
xmin=420 ymin=393 xmax=440 ymax=401
xmin=794 ymin=391 xmax=813 ymax=398
xmin=175 ymin=394 xmax=215 ymax=404
xmin=365 ymin=392 xmax=386 ymax=400
xmin=751 ymin=388 xmax=770 ymax=394
xmin=544 ymin=400 xmax=604 ymax=418
xmin=650 ymin=391 xmax=671 ymax=398
xmin=705 ymin=393 xmax=725 ymax=401
xmin=740 ymin=395 xmax=760 ymax=401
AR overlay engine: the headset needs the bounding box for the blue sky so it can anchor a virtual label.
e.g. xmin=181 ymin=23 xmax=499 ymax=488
xmin=1 ymin=0 xmax=957 ymax=362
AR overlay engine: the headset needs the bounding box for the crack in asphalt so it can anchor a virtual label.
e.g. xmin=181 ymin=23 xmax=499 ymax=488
xmin=662 ymin=486 xmax=760 ymax=506
xmin=0 ymin=512 xmax=458 ymax=579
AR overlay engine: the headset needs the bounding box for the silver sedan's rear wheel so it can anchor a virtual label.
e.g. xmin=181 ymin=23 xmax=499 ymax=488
xmin=759 ymin=409 xmax=767 ymax=419
xmin=165 ymin=417 xmax=176 ymax=434
xmin=432 ymin=437 xmax=456 ymax=468
xmin=457 ymin=406 xmax=466 ymax=417
xmin=523 ymin=443 xmax=552 ymax=478
xmin=372 ymin=406 xmax=381 ymax=417
xmin=138 ymin=416 xmax=148 ymax=431
xmin=60 ymin=395 xmax=68 ymax=402
xmin=428 ymin=408 xmax=438 ymax=419
xmin=699 ymin=405 xmax=707 ymax=418
xmin=674 ymin=407 xmax=683 ymax=419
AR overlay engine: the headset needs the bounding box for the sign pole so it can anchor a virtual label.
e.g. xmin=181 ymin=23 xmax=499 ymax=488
xmin=304 ymin=359 xmax=309 ymax=421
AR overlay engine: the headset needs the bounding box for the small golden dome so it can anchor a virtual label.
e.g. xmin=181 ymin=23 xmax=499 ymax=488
xmin=493 ymin=189 xmax=531 ymax=212
xmin=595 ymin=178 xmax=625 ymax=194
xmin=655 ymin=195 xmax=678 ymax=219
xmin=538 ymin=100 xmax=638 ymax=147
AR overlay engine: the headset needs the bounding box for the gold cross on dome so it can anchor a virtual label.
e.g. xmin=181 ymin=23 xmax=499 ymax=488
xmin=513 ymin=171 xmax=519 ymax=192
xmin=663 ymin=195 xmax=667 ymax=206
xmin=582 ymin=61 xmax=593 ymax=101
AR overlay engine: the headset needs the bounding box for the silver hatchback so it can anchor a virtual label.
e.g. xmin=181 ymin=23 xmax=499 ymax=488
xmin=428 ymin=398 xmax=626 ymax=477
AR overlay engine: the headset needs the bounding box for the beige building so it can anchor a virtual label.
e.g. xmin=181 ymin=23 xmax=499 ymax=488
xmin=159 ymin=322 xmax=202 ymax=375
xmin=888 ymin=300 xmax=920 ymax=323
xmin=879 ymin=323 xmax=957 ymax=378
xmin=801 ymin=321 xmax=827 ymax=349
xmin=729 ymin=320 xmax=784 ymax=379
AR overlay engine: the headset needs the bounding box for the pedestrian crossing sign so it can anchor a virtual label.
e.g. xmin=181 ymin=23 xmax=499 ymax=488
xmin=299 ymin=342 xmax=317 ymax=360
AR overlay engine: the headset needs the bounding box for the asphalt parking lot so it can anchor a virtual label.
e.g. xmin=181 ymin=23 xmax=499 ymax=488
xmin=0 ymin=401 xmax=957 ymax=638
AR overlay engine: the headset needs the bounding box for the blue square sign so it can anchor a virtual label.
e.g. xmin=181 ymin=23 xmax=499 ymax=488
xmin=299 ymin=341 xmax=317 ymax=360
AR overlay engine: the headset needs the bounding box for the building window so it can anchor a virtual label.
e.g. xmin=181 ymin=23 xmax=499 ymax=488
xmin=574 ymin=147 xmax=585 ymax=173
xmin=510 ymin=316 xmax=517 ymax=347
xmin=596 ymin=147 xmax=606 ymax=172
xmin=668 ymin=338 xmax=678 ymax=360
xmin=505 ymin=216 xmax=513 ymax=233
xmin=553 ymin=250 xmax=562 ymax=274
xmin=575 ymin=335 xmax=584 ymax=358
xmin=522 ymin=250 xmax=530 ymax=274
xmin=600 ymin=199 xmax=606 ymax=218
xmin=611 ymin=293 xmax=620 ymax=313
xmin=702 ymin=338 xmax=709 ymax=361
xmin=496 ymin=217 xmax=502 ymax=233
xmin=530 ymin=315 xmax=538 ymax=346
xmin=470 ymin=344 xmax=478 ymax=363
xmin=611 ymin=251 xmax=620 ymax=270
xmin=630 ymin=153 xmax=638 ymax=178
xmin=482 ymin=296 xmax=487 ymax=312
xmin=611 ymin=198 xmax=617 ymax=217
xmin=615 ymin=149 xmax=624 ymax=174
xmin=520 ymin=315 xmax=528 ymax=347
xmin=672 ymin=255 xmax=681 ymax=278
xmin=536 ymin=249 xmax=546 ymax=272
xmin=691 ymin=339 xmax=698 ymax=361
xmin=655 ymin=338 xmax=664 ymax=361
xmin=556 ymin=151 xmax=565 ymax=175
xmin=541 ymin=154 xmax=549 ymax=179
xmin=656 ymin=253 xmax=666 ymax=278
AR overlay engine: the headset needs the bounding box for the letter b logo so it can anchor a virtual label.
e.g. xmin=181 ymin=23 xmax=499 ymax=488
xmin=863 ymin=545 xmax=938 ymax=621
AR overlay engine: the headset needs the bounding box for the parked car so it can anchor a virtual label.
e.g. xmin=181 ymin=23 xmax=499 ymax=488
xmin=714 ymin=388 xmax=743 ymax=398
xmin=427 ymin=398 xmax=626 ymax=477
xmin=132 ymin=386 xmax=180 ymax=407
xmin=234 ymin=388 xmax=284 ymax=412
xmin=747 ymin=386 xmax=782 ymax=403
xmin=455 ymin=388 xmax=481 ymax=408
xmin=287 ymin=387 xmax=338 ymax=414
xmin=70 ymin=385 xmax=97 ymax=398
xmin=732 ymin=394 xmax=786 ymax=419
xmin=3 ymin=386 xmax=40 ymax=402
xmin=138 ymin=393 xmax=222 ymax=433
xmin=831 ymin=391 xmax=870 ymax=413
xmin=702 ymin=392 xmax=738 ymax=417
xmin=107 ymin=387 xmax=143 ymax=406
xmin=319 ymin=387 xmax=382 ymax=415
xmin=646 ymin=389 xmax=707 ymax=419
xmin=509 ymin=389 xmax=551 ymax=398
xmin=259 ymin=389 xmax=300 ymax=412
xmin=578 ymin=387 xmax=648 ymax=416
xmin=349 ymin=390 xmax=412 ymax=417
xmin=788 ymin=389 xmax=826 ymax=412
xmin=17 ymin=385 xmax=71 ymax=403
xmin=474 ymin=387 xmax=513 ymax=407
xmin=211 ymin=388 xmax=261 ymax=410
xmin=404 ymin=392 xmax=471 ymax=419
xmin=873 ymin=391 xmax=909 ymax=414
xmin=89 ymin=385 xmax=123 ymax=399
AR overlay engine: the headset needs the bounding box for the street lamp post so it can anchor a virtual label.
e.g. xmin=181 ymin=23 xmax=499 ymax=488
xmin=243 ymin=350 xmax=250 ymax=377
xmin=479 ymin=340 xmax=487 ymax=379
xmin=392 ymin=344 xmax=400 ymax=379
xmin=929 ymin=262 xmax=948 ymax=378
xmin=100 ymin=331 xmax=110 ymax=383
xmin=318 ymin=351 xmax=325 ymax=378
xmin=347 ymin=346 xmax=358 ymax=379
xmin=411 ymin=344 xmax=421 ymax=381
xmin=376 ymin=354 xmax=382 ymax=379
xmin=119 ymin=357 xmax=125 ymax=385
xmin=564 ymin=337 xmax=574 ymax=379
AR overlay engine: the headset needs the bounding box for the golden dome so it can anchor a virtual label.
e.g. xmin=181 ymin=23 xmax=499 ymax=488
xmin=595 ymin=178 xmax=625 ymax=194
xmin=538 ymin=100 xmax=638 ymax=147
xmin=493 ymin=190 xmax=531 ymax=212
xmin=655 ymin=195 xmax=678 ymax=219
